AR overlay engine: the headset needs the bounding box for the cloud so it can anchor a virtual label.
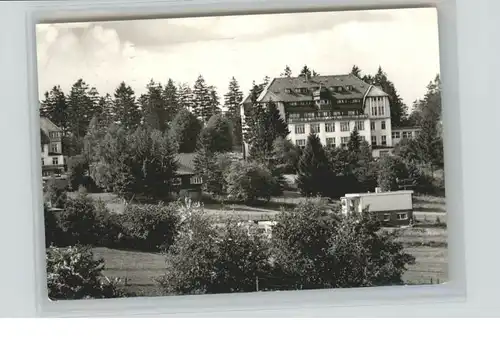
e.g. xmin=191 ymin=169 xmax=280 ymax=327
xmin=35 ymin=8 xmax=439 ymax=108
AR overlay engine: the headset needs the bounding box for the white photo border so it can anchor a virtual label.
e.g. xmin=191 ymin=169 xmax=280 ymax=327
xmin=2 ymin=0 xmax=484 ymax=317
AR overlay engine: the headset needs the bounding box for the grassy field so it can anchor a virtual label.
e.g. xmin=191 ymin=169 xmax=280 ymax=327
xmin=85 ymin=191 xmax=448 ymax=295
xmin=94 ymin=225 xmax=448 ymax=296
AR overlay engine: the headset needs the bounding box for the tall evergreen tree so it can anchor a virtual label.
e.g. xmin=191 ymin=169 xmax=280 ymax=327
xmin=296 ymin=133 xmax=331 ymax=197
xmin=177 ymin=82 xmax=193 ymax=110
xmin=347 ymin=128 xmax=362 ymax=153
xmin=281 ymin=65 xmax=292 ymax=77
xmin=350 ymin=65 xmax=362 ymax=78
xmin=163 ymin=78 xmax=179 ymax=121
xmin=113 ymin=82 xmax=141 ymax=130
xmin=224 ymin=77 xmax=244 ymax=147
xmin=140 ymin=80 xmax=168 ymax=131
xmin=207 ymin=85 xmax=221 ymax=118
xmin=39 ymin=86 xmax=69 ymax=132
xmin=372 ymin=66 xmax=407 ymax=127
xmin=192 ymin=75 xmax=212 ymax=123
xmin=67 ymin=79 xmax=96 ymax=138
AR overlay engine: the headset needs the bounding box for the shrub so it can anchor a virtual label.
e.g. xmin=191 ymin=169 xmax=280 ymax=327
xmin=67 ymin=155 xmax=90 ymax=191
xmin=157 ymin=204 xmax=272 ymax=295
xmin=271 ymin=201 xmax=415 ymax=290
xmin=44 ymin=177 xmax=68 ymax=208
xmin=225 ymin=161 xmax=276 ymax=204
xmin=46 ymin=245 xmax=125 ymax=300
xmin=56 ymin=193 xmax=119 ymax=246
xmin=118 ymin=203 xmax=180 ymax=252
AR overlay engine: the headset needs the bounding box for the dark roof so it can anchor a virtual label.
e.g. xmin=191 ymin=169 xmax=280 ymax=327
xmin=176 ymin=153 xmax=197 ymax=175
xmin=40 ymin=117 xmax=62 ymax=133
xmin=40 ymin=130 xmax=50 ymax=145
xmin=258 ymin=74 xmax=383 ymax=103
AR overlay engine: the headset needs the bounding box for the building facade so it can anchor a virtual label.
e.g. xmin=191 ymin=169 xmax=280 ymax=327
xmin=241 ymin=73 xmax=418 ymax=158
xmin=341 ymin=189 xmax=414 ymax=226
xmin=40 ymin=117 xmax=66 ymax=178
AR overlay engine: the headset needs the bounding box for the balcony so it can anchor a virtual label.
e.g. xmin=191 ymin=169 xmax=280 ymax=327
xmin=288 ymin=113 xmax=369 ymax=123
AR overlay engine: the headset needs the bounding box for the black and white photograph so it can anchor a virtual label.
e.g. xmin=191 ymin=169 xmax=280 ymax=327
xmin=37 ymin=7 xmax=446 ymax=300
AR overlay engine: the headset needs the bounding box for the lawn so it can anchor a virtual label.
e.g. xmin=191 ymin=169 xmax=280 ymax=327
xmin=93 ymin=225 xmax=448 ymax=296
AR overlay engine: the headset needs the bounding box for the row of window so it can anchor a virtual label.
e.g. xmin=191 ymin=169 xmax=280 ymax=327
xmin=296 ymin=135 xmax=373 ymax=148
xmin=294 ymin=120 xmax=387 ymax=134
xmin=285 ymin=86 xmax=356 ymax=95
xmin=173 ymin=176 xmax=203 ymax=186
xmin=42 ymin=157 xmax=60 ymax=166
xmin=288 ymin=110 xmax=362 ymax=118
xmin=383 ymin=212 xmax=409 ymax=221
xmin=49 ymin=131 xmax=62 ymax=139
xmin=371 ymin=106 xmax=385 ymax=116
xmin=392 ymin=131 xmax=416 ymax=139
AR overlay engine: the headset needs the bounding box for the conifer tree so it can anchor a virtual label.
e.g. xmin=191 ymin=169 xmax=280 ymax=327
xmin=296 ymin=133 xmax=331 ymax=196
xmin=113 ymin=82 xmax=141 ymax=130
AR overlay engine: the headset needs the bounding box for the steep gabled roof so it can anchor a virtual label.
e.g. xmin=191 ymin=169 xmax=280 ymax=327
xmin=258 ymin=74 xmax=376 ymax=103
xmin=40 ymin=117 xmax=62 ymax=134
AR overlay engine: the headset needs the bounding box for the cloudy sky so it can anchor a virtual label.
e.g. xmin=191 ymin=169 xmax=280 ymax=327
xmin=36 ymin=7 xmax=439 ymax=109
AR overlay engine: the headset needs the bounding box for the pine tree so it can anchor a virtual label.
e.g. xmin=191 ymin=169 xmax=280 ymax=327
xmin=350 ymin=65 xmax=362 ymax=78
xmin=163 ymin=78 xmax=179 ymax=122
xmin=192 ymin=75 xmax=212 ymax=123
xmin=96 ymin=93 xmax=114 ymax=128
xmin=296 ymin=133 xmax=331 ymax=197
xmin=372 ymin=66 xmax=408 ymax=127
xmin=281 ymin=65 xmax=292 ymax=77
xmin=347 ymin=128 xmax=361 ymax=153
xmin=140 ymin=80 xmax=168 ymax=131
xmin=67 ymin=79 xmax=96 ymax=138
xmin=298 ymin=65 xmax=313 ymax=79
xmin=208 ymin=86 xmax=221 ymax=119
xmin=177 ymin=82 xmax=193 ymax=110
xmin=224 ymin=77 xmax=244 ymax=147
xmin=39 ymin=86 xmax=69 ymax=132
xmin=113 ymin=82 xmax=141 ymax=130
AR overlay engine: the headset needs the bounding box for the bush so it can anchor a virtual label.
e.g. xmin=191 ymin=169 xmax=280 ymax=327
xmin=67 ymin=155 xmax=90 ymax=191
xmin=225 ymin=161 xmax=276 ymax=204
xmin=271 ymin=201 xmax=415 ymax=290
xmin=56 ymin=193 xmax=119 ymax=246
xmin=46 ymin=245 xmax=124 ymax=300
xmin=157 ymin=205 xmax=272 ymax=295
xmin=44 ymin=177 xmax=68 ymax=208
xmin=118 ymin=203 xmax=180 ymax=252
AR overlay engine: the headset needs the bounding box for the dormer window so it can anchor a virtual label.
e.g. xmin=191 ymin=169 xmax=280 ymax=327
xmin=346 ymin=85 xmax=354 ymax=91
xmin=295 ymin=88 xmax=302 ymax=93
xmin=285 ymin=88 xmax=292 ymax=93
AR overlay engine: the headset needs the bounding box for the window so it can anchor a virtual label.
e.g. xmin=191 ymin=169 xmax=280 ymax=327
xmin=190 ymin=176 xmax=203 ymax=185
xmin=41 ymin=158 xmax=44 ymax=166
xmin=333 ymin=111 xmax=342 ymax=116
xmin=355 ymin=121 xmax=365 ymax=131
xmin=310 ymin=124 xmax=320 ymax=133
xmin=304 ymin=112 xmax=315 ymax=118
xmin=378 ymin=106 xmax=384 ymax=115
xmin=348 ymin=110 xmax=357 ymax=116
xmin=320 ymin=99 xmax=329 ymax=105
xmin=51 ymin=143 xmax=58 ymax=153
xmin=296 ymin=139 xmax=306 ymax=148
xmin=383 ymin=213 xmax=390 ymax=222
xmin=392 ymin=131 xmax=401 ymax=139
xmin=325 ymin=123 xmax=335 ymax=133
xmin=370 ymin=121 xmax=375 ymax=130
xmin=290 ymin=102 xmax=298 ymax=106
xmin=371 ymin=136 xmax=377 ymax=146
xmin=381 ymin=121 xmax=386 ymax=130
xmin=341 ymin=137 xmax=349 ymax=147
xmin=402 ymin=131 xmax=408 ymax=139
xmin=295 ymin=88 xmax=302 ymax=93
xmin=289 ymin=113 xmax=300 ymax=118
xmin=372 ymin=106 xmax=377 ymax=116
xmin=326 ymin=137 xmax=335 ymax=146
xmin=295 ymin=124 xmax=305 ymax=134
xmin=340 ymin=122 xmax=350 ymax=132
xmin=285 ymin=88 xmax=292 ymax=93
xmin=320 ymin=111 xmax=331 ymax=117
xmin=381 ymin=135 xmax=387 ymax=146
xmin=407 ymin=131 xmax=413 ymax=138
xmin=397 ymin=213 xmax=408 ymax=220
xmin=52 ymin=157 xmax=59 ymax=165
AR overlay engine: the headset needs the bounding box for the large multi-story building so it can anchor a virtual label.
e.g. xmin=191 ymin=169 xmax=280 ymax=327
xmin=40 ymin=117 xmax=66 ymax=178
xmin=241 ymin=73 xmax=418 ymax=158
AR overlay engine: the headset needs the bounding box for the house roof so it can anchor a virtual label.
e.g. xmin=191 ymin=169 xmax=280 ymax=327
xmin=256 ymin=74 xmax=387 ymax=103
xmin=176 ymin=153 xmax=197 ymax=175
xmin=40 ymin=130 xmax=50 ymax=146
xmin=40 ymin=117 xmax=62 ymax=133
